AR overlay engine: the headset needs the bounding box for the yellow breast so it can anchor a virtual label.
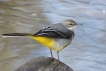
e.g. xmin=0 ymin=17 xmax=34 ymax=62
xmin=30 ymin=36 xmax=55 ymax=50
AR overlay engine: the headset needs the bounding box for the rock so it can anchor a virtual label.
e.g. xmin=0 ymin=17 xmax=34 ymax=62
xmin=15 ymin=56 xmax=73 ymax=71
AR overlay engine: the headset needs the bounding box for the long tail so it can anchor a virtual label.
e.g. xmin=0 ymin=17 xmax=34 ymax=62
xmin=2 ymin=33 xmax=32 ymax=38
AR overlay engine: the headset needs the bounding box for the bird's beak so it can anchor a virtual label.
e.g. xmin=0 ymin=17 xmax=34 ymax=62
xmin=75 ymin=23 xmax=83 ymax=26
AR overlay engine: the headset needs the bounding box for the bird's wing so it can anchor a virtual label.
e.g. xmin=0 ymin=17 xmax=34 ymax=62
xmin=34 ymin=27 xmax=74 ymax=39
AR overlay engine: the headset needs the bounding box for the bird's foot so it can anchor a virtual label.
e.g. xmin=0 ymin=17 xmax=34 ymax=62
xmin=57 ymin=60 xmax=61 ymax=65
xmin=48 ymin=57 xmax=55 ymax=61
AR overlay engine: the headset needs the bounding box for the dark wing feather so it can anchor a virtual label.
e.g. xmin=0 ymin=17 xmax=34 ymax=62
xmin=34 ymin=27 xmax=74 ymax=39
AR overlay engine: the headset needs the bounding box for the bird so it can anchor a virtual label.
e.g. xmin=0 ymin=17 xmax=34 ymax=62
xmin=2 ymin=19 xmax=80 ymax=62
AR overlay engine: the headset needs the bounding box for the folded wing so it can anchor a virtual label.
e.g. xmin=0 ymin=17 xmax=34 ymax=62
xmin=34 ymin=26 xmax=74 ymax=39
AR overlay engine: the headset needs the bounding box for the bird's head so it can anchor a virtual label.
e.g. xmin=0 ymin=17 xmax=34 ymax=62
xmin=62 ymin=19 xmax=82 ymax=31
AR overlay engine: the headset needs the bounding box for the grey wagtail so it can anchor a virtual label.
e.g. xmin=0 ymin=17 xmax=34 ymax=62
xmin=2 ymin=19 xmax=81 ymax=61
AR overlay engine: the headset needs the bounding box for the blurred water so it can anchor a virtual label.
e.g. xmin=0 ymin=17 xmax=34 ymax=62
xmin=0 ymin=0 xmax=106 ymax=71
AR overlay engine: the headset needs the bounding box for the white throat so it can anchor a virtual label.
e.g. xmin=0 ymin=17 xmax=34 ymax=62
xmin=68 ymin=26 xmax=76 ymax=31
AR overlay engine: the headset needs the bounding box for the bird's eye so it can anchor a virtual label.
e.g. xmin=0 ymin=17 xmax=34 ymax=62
xmin=70 ymin=23 xmax=73 ymax=25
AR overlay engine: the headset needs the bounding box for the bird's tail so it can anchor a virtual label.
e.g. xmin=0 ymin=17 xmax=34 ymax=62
xmin=2 ymin=33 xmax=33 ymax=38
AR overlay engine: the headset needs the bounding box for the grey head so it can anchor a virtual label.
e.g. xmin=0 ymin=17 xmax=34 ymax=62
xmin=62 ymin=19 xmax=78 ymax=31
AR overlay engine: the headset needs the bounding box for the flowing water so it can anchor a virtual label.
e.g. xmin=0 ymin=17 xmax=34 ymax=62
xmin=0 ymin=0 xmax=106 ymax=71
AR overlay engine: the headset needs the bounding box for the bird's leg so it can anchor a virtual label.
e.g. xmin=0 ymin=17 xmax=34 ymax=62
xmin=57 ymin=51 xmax=60 ymax=64
xmin=57 ymin=52 xmax=60 ymax=61
xmin=49 ymin=49 xmax=55 ymax=61
xmin=50 ymin=49 xmax=53 ymax=58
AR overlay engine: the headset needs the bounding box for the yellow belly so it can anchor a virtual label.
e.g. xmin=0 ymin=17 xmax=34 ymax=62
xmin=30 ymin=36 xmax=55 ymax=50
